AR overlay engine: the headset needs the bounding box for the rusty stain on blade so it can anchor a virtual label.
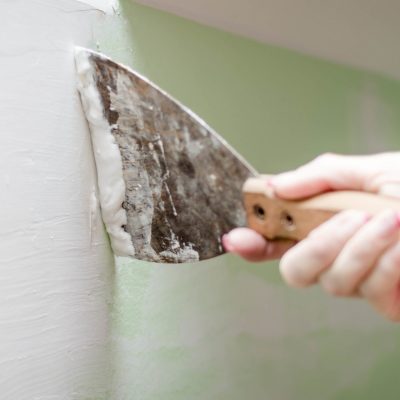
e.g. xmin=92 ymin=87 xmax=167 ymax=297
xmin=83 ymin=50 xmax=257 ymax=263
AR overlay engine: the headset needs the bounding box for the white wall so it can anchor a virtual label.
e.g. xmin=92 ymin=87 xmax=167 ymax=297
xmin=0 ymin=1 xmax=115 ymax=398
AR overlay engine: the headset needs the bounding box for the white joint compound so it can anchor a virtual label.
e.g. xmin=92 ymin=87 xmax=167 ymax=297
xmin=75 ymin=47 xmax=135 ymax=257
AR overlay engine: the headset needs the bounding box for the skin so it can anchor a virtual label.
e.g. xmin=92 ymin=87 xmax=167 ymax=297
xmin=222 ymin=152 xmax=400 ymax=321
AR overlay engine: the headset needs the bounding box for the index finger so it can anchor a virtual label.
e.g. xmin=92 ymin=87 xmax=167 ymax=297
xmin=271 ymin=153 xmax=372 ymax=199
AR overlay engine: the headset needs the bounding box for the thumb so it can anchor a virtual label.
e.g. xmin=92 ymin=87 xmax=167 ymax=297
xmin=222 ymin=228 xmax=294 ymax=261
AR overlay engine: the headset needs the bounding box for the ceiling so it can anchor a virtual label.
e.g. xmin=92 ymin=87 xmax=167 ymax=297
xmin=134 ymin=0 xmax=400 ymax=80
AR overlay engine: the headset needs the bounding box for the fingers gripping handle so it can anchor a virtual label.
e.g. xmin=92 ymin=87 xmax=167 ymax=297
xmin=243 ymin=177 xmax=400 ymax=241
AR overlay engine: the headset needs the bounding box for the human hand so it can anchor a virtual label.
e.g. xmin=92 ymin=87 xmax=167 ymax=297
xmin=222 ymin=152 xmax=400 ymax=321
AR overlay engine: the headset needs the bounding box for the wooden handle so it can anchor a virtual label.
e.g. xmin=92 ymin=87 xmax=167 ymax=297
xmin=243 ymin=176 xmax=400 ymax=241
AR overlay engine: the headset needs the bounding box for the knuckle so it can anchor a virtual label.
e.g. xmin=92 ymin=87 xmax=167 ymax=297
xmin=377 ymin=262 xmax=397 ymax=283
xmin=312 ymin=152 xmax=339 ymax=166
xmin=307 ymin=240 xmax=332 ymax=263
xmin=280 ymin=240 xmax=330 ymax=287
xmin=360 ymin=282 xmax=379 ymax=299
xmin=363 ymin=249 xmax=400 ymax=299
xmin=345 ymin=247 xmax=371 ymax=265
xmin=308 ymin=210 xmax=364 ymax=240
xmin=320 ymin=273 xmax=351 ymax=297
xmin=279 ymin=254 xmax=310 ymax=288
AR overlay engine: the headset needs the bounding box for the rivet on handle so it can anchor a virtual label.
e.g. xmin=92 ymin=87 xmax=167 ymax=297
xmin=280 ymin=211 xmax=296 ymax=231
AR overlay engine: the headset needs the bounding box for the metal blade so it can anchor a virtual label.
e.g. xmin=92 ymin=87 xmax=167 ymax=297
xmin=76 ymin=48 xmax=257 ymax=263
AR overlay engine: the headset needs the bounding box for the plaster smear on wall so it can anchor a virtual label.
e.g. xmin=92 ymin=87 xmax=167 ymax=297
xmin=75 ymin=47 xmax=136 ymax=257
xmin=0 ymin=0 xmax=118 ymax=398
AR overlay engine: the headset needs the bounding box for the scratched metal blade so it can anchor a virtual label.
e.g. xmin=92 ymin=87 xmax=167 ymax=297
xmin=86 ymin=50 xmax=257 ymax=263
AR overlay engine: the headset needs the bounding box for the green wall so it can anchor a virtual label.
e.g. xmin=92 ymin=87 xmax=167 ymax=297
xmin=97 ymin=2 xmax=400 ymax=399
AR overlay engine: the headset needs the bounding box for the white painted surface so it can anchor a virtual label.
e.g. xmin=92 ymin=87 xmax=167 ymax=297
xmin=135 ymin=0 xmax=400 ymax=80
xmin=0 ymin=1 xmax=114 ymax=398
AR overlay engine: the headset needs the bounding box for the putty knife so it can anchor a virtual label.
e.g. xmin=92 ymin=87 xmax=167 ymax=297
xmin=75 ymin=48 xmax=400 ymax=263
